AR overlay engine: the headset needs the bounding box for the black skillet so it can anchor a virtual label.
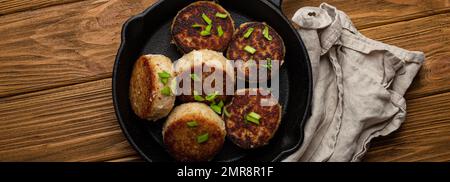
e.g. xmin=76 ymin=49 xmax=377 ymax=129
xmin=112 ymin=0 xmax=312 ymax=162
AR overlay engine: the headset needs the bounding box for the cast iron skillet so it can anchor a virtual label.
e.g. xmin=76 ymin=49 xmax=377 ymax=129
xmin=112 ymin=0 xmax=312 ymax=162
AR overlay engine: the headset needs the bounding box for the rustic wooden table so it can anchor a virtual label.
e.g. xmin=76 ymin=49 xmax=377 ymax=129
xmin=0 ymin=0 xmax=448 ymax=162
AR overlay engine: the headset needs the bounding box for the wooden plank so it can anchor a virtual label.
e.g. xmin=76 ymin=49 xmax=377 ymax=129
xmin=0 ymin=0 xmax=84 ymax=15
xmin=283 ymin=0 xmax=450 ymax=29
xmin=0 ymin=0 xmax=157 ymax=98
xmin=282 ymin=0 xmax=450 ymax=99
xmin=0 ymin=78 xmax=137 ymax=161
xmin=0 ymin=78 xmax=449 ymax=161
xmin=1 ymin=0 xmax=449 ymax=98
xmin=109 ymin=93 xmax=450 ymax=162
xmin=107 ymin=155 xmax=142 ymax=162
xmin=364 ymin=92 xmax=450 ymax=162
xmin=360 ymin=14 xmax=450 ymax=99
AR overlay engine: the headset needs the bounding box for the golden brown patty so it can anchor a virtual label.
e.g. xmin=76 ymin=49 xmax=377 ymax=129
xmin=171 ymin=1 xmax=235 ymax=53
xmin=174 ymin=49 xmax=235 ymax=104
xmin=223 ymin=88 xmax=282 ymax=149
xmin=163 ymin=103 xmax=226 ymax=161
xmin=226 ymin=22 xmax=285 ymax=81
xmin=177 ymin=64 xmax=233 ymax=104
xmin=129 ymin=55 xmax=175 ymax=121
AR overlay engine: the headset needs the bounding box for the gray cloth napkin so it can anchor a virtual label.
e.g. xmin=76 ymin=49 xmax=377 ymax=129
xmin=283 ymin=3 xmax=425 ymax=162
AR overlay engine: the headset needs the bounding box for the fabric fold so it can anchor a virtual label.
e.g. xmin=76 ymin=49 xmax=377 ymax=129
xmin=284 ymin=3 xmax=424 ymax=162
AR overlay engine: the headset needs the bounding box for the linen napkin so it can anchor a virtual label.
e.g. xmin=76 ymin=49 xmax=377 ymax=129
xmin=283 ymin=3 xmax=425 ymax=162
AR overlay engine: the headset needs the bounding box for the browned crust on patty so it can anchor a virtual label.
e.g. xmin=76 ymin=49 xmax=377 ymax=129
xmin=177 ymin=64 xmax=233 ymax=104
xmin=164 ymin=116 xmax=225 ymax=161
xmin=129 ymin=56 xmax=156 ymax=119
xmin=171 ymin=1 xmax=235 ymax=53
xmin=226 ymin=22 xmax=285 ymax=81
xmin=163 ymin=103 xmax=226 ymax=161
xmin=223 ymin=88 xmax=282 ymax=149
xmin=129 ymin=55 xmax=175 ymax=121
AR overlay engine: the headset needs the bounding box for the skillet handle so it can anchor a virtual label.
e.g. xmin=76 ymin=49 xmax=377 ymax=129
xmin=267 ymin=0 xmax=283 ymax=10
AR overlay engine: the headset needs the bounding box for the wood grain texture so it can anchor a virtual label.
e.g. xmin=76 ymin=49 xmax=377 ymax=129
xmin=365 ymin=92 xmax=450 ymax=162
xmin=1 ymin=78 xmax=449 ymax=161
xmin=0 ymin=0 xmax=449 ymax=162
xmin=0 ymin=0 xmax=84 ymax=15
xmin=1 ymin=0 xmax=449 ymax=98
xmin=107 ymin=155 xmax=142 ymax=162
xmin=0 ymin=79 xmax=137 ymax=161
xmin=282 ymin=0 xmax=450 ymax=29
xmin=0 ymin=0 xmax=157 ymax=98
xmin=360 ymin=14 xmax=450 ymax=99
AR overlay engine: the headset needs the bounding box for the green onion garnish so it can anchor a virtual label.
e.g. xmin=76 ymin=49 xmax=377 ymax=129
xmin=200 ymin=30 xmax=211 ymax=36
xmin=160 ymin=78 xmax=169 ymax=85
xmin=215 ymin=12 xmax=228 ymax=18
xmin=197 ymin=133 xmax=209 ymax=143
xmin=205 ymin=24 xmax=212 ymax=32
xmin=190 ymin=73 xmax=200 ymax=81
xmin=244 ymin=45 xmax=256 ymax=54
xmin=218 ymin=100 xmax=224 ymax=108
xmin=262 ymin=58 xmax=273 ymax=70
xmin=243 ymin=28 xmax=254 ymax=38
xmin=210 ymin=100 xmax=224 ymax=114
xmin=193 ymin=90 xmax=205 ymax=101
xmin=202 ymin=13 xmax=212 ymax=25
xmin=158 ymin=71 xmax=170 ymax=78
xmin=217 ymin=26 xmax=224 ymax=37
xmin=161 ymin=86 xmax=172 ymax=96
xmin=245 ymin=112 xmax=261 ymax=125
xmin=192 ymin=23 xmax=203 ymax=28
xmin=159 ymin=71 xmax=171 ymax=84
xmin=210 ymin=104 xmax=222 ymax=114
xmin=246 ymin=115 xmax=260 ymax=125
xmin=224 ymin=107 xmax=231 ymax=117
xmin=205 ymin=91 xmax=219 ymax=102
xmin=263 ymin=26 xmax=273 ymax=41
xmin=187 ymin=121 xmax=198 ymax=127
xmin=199 ymin=24 xmax=213 ymax=37
xmin=248 ymin=112 xmax=261 ymax=120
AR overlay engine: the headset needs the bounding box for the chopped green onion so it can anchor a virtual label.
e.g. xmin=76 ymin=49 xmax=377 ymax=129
xmin=245 ymin=115 xmax=260 ymax=125
xmin=194 ymin=95 xmax=205 ymax=101
xmin=202 ymin=13 xmax=212 ymax=25
xmin=263 ymin=26 xmax=273 ymax=41
xmin=200 ymin=30 xmax=211 ymax=36
xmin=197 ymin=133 xmax=209 ymax=143
xmin=243 ymin=28 xmax=254 ymax=39
xmin=262 ymin=58 xmax=273 ymax=70
xmin=217 ymin=26 xmax=224 ymax=37
xmin=245 ymin=112 xmax=261 ymax=125
xmin=161 ymin=86 xmax=172 ymax=96
xmin=193 ymin=90 xmax=205 ymax=101
xmin=205 ymin=24 xmax=212 ymax=32
xmin=205 ymin=91 xmax=219 ymax=102
xmin=192 ymin=23 xmax=203 ymax=28
xmin=210 ymin=100 xmax=224 ymax=114
xmin=187 ymin=121 xmax=198 ymax=127
xmin=190 ymin=73 xmax=200 ymax=81
xmin=160 ymin=77 xmax=169 ymax=85
xmin=217 ymin=100 xmax=224 ymax=108
xmin=244 ymin=45 xmax=256 ymax=54
xmin=248 ymin=112 xmax=261 ymax=120
xmin=223 ymin=107 xmax=231 ymax=117
xmin=158 ymin=71 xmax=171 ymax=78
xmin=215 ymin=12 xmax=228 ymax=18
xmin=159 ymin=71 xmax=171 ymax=84
xmin=210 ymin=104 xmax=222 ymax=114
